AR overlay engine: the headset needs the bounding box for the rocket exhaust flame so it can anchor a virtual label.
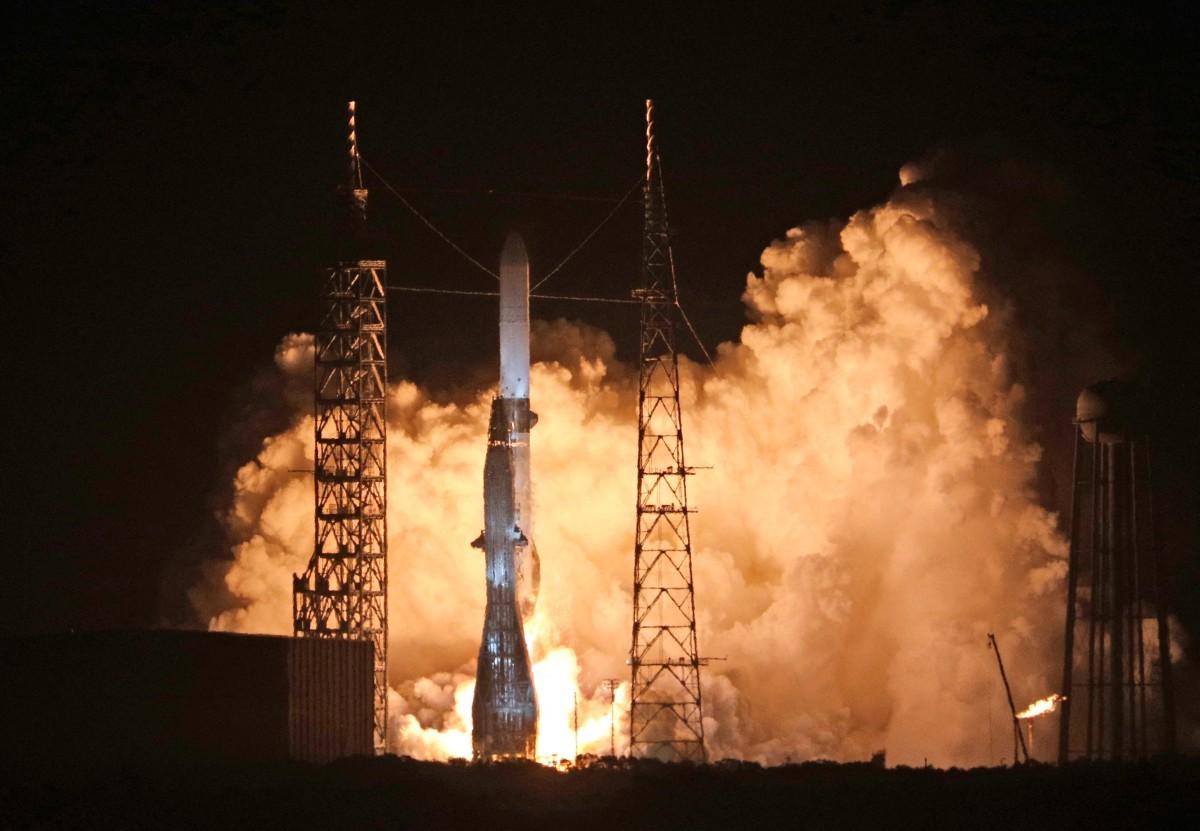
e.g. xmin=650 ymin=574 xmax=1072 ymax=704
xmin=195 ymin=161 xmax=1077 ymax=768
xmin=1017 ymin=694 xmax=1066 ymax=720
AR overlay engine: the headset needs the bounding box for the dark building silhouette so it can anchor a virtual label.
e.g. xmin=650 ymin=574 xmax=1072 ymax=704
xmin=1 ymin=630 xmax=373 ymax=772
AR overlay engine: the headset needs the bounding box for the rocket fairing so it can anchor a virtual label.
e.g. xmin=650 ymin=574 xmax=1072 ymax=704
xmin=499 ymin=232 xmax=531 ymax=401
xmin=470 ymin=233 xmax=539 ymax=760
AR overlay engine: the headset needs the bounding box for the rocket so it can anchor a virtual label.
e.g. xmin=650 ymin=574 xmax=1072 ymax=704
xmin=498 ymin=233 xmax=540 ymax=620
xmin=470 ymin=233 xmax=539 ymax=759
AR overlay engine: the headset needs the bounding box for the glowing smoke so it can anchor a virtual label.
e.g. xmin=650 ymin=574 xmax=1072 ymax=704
xmin=191 ymin=172 xmax=1073 ymax=767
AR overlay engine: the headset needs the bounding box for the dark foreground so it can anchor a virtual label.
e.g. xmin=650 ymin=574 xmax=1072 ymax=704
xmin=4 ymin=756 xmax=1197 ymax=831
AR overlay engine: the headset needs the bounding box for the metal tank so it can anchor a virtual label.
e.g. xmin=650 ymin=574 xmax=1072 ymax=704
xmin=1059 ymin=380 xmax=1175 ymax=762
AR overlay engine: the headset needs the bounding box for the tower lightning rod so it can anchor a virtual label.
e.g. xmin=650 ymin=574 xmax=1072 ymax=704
xmin=348 ymin=100 xmax=368 ymax=222
xmin=988 ymin=633 xmax=1030 ymax=764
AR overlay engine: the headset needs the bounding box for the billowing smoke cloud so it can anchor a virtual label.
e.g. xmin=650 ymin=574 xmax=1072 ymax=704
xmin=191 ymin=173 xmax=1078 ymax=767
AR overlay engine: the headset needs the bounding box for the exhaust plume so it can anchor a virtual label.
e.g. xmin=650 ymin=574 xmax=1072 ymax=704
xmin=192 ymin=170 xmax=1077 ymax=766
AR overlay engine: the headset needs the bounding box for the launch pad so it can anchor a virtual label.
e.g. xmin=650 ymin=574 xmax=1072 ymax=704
xmin=278 ymin=100 xmax=1181 ymax=769
xmin=289 ymin=99 xmax=714 ymax=762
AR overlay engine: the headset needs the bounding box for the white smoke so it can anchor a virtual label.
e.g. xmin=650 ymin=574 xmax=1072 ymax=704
xmin=192 ymin=172 xmax=1074 ymax=766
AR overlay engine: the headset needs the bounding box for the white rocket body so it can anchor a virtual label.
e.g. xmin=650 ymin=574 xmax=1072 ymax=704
xmin=500 ymin=233 xmax=530 ymax=401
xmin=498 ymin=233 xmax=538 ymax=618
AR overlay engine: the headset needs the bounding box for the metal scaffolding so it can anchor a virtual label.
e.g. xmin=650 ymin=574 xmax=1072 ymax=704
xmin=629 ymin=99 xmax=706 ymax=762
xmin=1058 ymin=382 xmax=1175 ymax=762
xmin=294 ymin=101 xmax=389 ymax=755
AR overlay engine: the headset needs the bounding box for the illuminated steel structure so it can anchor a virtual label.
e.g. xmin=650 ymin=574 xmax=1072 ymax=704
xmin=629 ymin=99 xmax=706 ymax=762
xmin=294 ymin=101 xmax=389 ymax=754
xmin=1058 ymin=381 xmax=1175 ymax=762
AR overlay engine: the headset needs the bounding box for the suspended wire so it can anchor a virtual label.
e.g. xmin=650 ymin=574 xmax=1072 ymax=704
xmin=364 ymin=155 xmax=641 ymax=291
xmin=531 ymin=177 xmax=642 ymax=291
xmin=676 ymin=299 xmax=715 ymax=368
xmin=653 ymin=149 xmax=714 ymax=368
xmin=364 ymin=153 xmax=712 ymax=362
xmin=387 ymin=285 xmax=639 ymax=305
xmin=385 ymin=287 xmax=710 ymax=358
xmin=361 ymin=154 xmax=500 ymax=280
xmin=655 ymin=153 xmax=684 ymax=304
xmin=487 ymin=188 xmax=621 ymax=203
xmin=387 ymin=285 xmax=497 ymax=298
xmin=370 ymin=184 xmax=623 ymax=203
xmin=536 ymin=292 xmax=639 ymax=305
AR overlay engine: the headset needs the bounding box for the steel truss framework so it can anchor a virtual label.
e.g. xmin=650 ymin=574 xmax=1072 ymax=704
xmin=629 ymin=99 xmax=706 ymax=762
xmin=1058 ymin=426 xmax=1175 ymax=762
xmin=293 ymin=102 xmax=389 ymax=755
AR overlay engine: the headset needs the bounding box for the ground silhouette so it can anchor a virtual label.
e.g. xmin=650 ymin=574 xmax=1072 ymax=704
xmin=4 ymin=755 xmax=1196 ymax=830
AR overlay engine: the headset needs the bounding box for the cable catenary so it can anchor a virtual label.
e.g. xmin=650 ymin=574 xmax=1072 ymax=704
xmin=387 ymin=285 xmax=639 ymax=305
xmin=532 ymin=177 xmax=642 ymax=291
xmin=361 ymin=155 xmax=500 ymax=280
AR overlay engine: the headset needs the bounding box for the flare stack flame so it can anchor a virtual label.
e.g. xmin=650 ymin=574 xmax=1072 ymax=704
xmin=1017 ymin=694 xmax=1066 ymax=720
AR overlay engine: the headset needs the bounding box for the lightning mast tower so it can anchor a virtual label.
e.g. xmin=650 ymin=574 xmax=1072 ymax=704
xmin=629 ymin=99 xmax=706 ymax=762
xmin=294 ymin=101 xmax=390 ymax=754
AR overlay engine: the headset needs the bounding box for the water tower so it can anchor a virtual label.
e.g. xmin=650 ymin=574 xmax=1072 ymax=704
xmin=1058 ymin=380 xmax=1176 ymax=761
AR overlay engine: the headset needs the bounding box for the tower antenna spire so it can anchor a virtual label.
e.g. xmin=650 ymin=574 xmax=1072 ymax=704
xmin=645 ymin=99 xmax=655 ymax=189
xmin=628 ymin=99 xmax=707 ymax=762
xmin=294 ymin=101 xmax=390 ymax=755
xmin=347 ymin=100 xmax=368 ymax=223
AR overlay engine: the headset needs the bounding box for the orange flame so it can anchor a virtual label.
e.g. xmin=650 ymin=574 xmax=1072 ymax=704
xmin=1016 ymin=693 xmax=1065 ymax=720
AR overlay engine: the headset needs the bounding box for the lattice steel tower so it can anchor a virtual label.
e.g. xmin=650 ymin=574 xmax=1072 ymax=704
xmin=629 ymin=99 xmax=706 ymax=762
xmin=294 ymin=101 xmax=389 ymax=754
xmin=1058 ymin=381 xmax=1175 ymax=762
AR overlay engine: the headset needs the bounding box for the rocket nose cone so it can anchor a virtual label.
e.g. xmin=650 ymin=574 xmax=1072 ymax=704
xmin=501 ymin=233 xmax=528 ymax=274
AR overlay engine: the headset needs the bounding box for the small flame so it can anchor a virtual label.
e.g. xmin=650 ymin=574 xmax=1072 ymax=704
xmin=1016 ymin=693 xmax=1065 ymax=720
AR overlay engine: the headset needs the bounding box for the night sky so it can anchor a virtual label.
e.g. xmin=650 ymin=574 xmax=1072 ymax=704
xmin=2 ymin=3 xmax=1195 ymax=660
